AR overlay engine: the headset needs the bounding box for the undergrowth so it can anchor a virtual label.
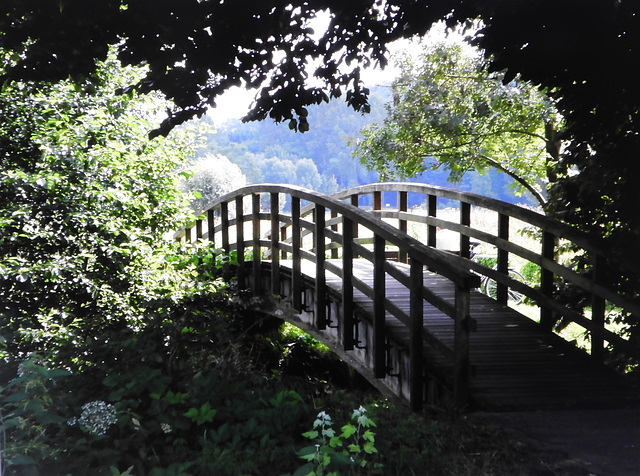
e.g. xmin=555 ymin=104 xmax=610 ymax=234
xmin=0 ymin=251 xmax=588 ymax=476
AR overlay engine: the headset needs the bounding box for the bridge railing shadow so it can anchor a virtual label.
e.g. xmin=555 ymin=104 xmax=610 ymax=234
xmin=175 ymin=183 xmax=481 ymax=410
xmin=332 ymin=183 xmax=640 ymax=366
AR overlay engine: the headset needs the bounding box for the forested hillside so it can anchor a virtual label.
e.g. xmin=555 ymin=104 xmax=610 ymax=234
xmin=195 ymin=88 xmax=537 ymax=206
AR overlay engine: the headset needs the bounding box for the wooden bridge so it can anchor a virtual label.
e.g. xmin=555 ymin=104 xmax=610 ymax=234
xmin=176 ymin=183 xmax=639 ymax=412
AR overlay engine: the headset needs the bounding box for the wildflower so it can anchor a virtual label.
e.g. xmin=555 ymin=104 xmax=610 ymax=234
xmin=71 ymin=400 xmax=118 ymax=436
xmin=160 ymin=422 xmax=172 ymax=434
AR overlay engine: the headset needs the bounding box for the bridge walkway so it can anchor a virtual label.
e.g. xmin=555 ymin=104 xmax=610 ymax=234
xmin=177 ymin=183 xmax=640 ymax=412
xmin=271 ymin=258 xmax=637 ymax=412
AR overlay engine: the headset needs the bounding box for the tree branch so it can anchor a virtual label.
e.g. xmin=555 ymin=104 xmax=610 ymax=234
xmin=480 ymin=154 xmax=547 ymax=207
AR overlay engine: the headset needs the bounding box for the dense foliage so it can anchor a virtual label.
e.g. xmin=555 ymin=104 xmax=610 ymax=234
xmin=0 ymin=56 xmax=196 ymax=357
xmin=355 ymin=39 xmax=562 ymax=207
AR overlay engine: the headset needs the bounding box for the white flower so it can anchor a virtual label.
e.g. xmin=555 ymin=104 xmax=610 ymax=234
xmin=160 ymin=423 xmax=172 ymax=434
xmin=75 ymin=400 xmax=118 ymax=436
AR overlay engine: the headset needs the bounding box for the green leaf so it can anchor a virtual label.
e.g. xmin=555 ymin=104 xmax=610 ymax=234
xmin=340 ymin=423 xmax=356 ymax=438
xmin=302 ymin=430 xmax=318 ymax=440
xmin=329 ymin=436 xmax=343 ymax=448
xmin=363 ymin=441 xmax=378 ymax=454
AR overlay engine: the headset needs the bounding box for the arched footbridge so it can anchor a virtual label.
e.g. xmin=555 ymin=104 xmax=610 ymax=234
xmin=175 ymin=183 xmax=639 ymax=412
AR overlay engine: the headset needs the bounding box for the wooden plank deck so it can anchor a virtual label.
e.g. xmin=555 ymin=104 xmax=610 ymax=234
xmin=282 ymin=258 xmax=638 ymax=412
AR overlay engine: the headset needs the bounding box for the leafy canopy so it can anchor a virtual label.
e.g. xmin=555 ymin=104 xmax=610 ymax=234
xmin=355 ymin=39 xmax=562 ymax=207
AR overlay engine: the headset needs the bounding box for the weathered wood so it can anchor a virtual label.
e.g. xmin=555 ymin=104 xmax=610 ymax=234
xmin=314 ymin=204 xmax=327 ymax=330
xmin=453 ymin=284 xmax=471 ymax=409
xmin=373 ymin=234 xmax=386 ymax=378
xmin=207 ymin=209 xmax=215 ymax=248
xmin=399 ymin=191 xmax=408 ymax=263
xmin=291 ymin=197 xmax=302 ymax=312
xmin=234 ymin=196 xmax=245 ymax=288
xmin=177 ymin=182 xmax=639 ymax=412
xmin=220 ymin=200 xmax=229 ymax=254
xmin=540 ymin=230 xmax=555 ymax=331
xmin=270 ymin=193 xmax=280 ymax=296
xmin=496 ymin=212 xmax=509 ymax=305
xmin=342 ymin=216 xmax=354 ymax=350
xmin=409 ymin=259 xmax=424 ymax=411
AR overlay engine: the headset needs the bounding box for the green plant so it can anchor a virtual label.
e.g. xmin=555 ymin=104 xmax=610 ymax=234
xmin=294 ymin=406 xmax=382 ymax=476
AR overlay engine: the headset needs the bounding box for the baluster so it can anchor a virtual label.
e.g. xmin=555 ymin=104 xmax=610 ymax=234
xmin=291 ymin=197 xmax=302 ymax=312
xmin=409 ymin=259 xmax=424 ymax=412
xmin=315 ymin=204 xmax=327 ymax=329
xmin=496 ymin=212 xmax=510 ymax=304
xmin=236 ymin=196 xmax=245 ymax=289
xmin=270 ymin=192 xmax=280 ymax=296
xmin=459 ymin=202 xmax=471 ymax=258
xmin=185 ymin=227 xmax=192 ymax=243
xmin=373 ymin=190 xmax=382 ymax=211
xmin=342 ymin=216 xmax=354 ymax=350
xmin=540 ymin=230 xmax=556 ymax=331
xmin=196 ymin=218 xmax=203 ymax=240
xmin=207 ymin=209 xmax=215 ymax=248
xmin=427 ymin=194 xmax=437 ymax=248
xmin=252 ymin=193 xmax=261 ymax=293
xmin=373 ymin=234 xmax=386 ymax=378
xmin=454 ymin=283 xmax=472 ymax=410
xmin=330 ymin=210 xmax=339 ymax=259
xmin=350 ymin=195 xmax=359 ymax=240
xmin=591 ymin=253 xmax=605 ymax=362
xmin=280 ymin=224 xmax=287 ymax=260
xmin=221 ymin=201 xmax=230 ymax=254
xmin=399 ymin=191 xmax=408 ymax=263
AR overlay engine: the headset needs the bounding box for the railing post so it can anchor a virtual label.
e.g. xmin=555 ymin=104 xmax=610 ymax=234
xmin=427 ymin=194 xmax=437 ymax=248
xmin=291 ymin=196 xmax=302 ymax=312
xmin=496 ymin=212 xmax=510 ymax=304
xmin=185 ymin=227 xmax=192 ymax=243
xmin=280 ymin=224 xmax=287 ymax=259
xmin=196 ymin=218 xmax=203 ymax=240
xmin=409 ymin=259 xmax=424 ymax=412
xmin=459 ymin=202 xmax=471 ymax=259
xmin=373 ymin=234 xmax=386 ymax=378
xmin=207 ymin=209 xmax=215 ymax=248
xmin=252 ymin=193 xmax=261 ymax=293
xmin=540 ymin=230 xmax=556 ymax=331
xmin=399 ymin=191 xmax=408 ymax=263
xmin=270 ymin=192 xmax=281 ymax=296
xmin=350 ymin=194 xmax=359 ymax=240
xmin=454 ymin=284 xmax=471 ymax=410
xmin=373 ymin=190 xmax=382 ymax=212
xmin=220 ymin=201 xmax=230 ymax=254
xmin=315 ymin=204 xmax=327 ymax=329
xmin=331 ymin=210 xmax=339 ymax=259
xmin=236 ymin=196 xmax=245 ymax=289
xmin=342 ymin=216 xmax=354 ymax=350
xmin=591 ymin=254 xmax=605 ymax=362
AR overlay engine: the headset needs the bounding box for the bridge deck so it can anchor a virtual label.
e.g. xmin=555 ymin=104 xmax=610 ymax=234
xmin=287 ymin=259 xmax=638 ymax=411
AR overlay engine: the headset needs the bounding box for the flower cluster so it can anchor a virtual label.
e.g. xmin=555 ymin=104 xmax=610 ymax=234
xmin=68 ymin=400 xmax=118 ymax=436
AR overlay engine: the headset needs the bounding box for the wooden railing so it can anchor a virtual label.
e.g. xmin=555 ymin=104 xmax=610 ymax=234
xmin=175 ymin=184 xmax=480 ymax=410
xmin=332 ymin=183 xmax=640 ymax=363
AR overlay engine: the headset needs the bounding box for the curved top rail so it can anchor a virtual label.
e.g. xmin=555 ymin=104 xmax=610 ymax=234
xmin=334 ymin=182 xmax=610 ymax=264
xmin=330 ymin=181 xmax=639 ymax=362
xmin=186 ymin=183 xmax=480 ymax=289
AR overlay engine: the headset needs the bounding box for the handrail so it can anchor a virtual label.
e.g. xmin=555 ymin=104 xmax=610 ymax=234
xmin=175 ymin=183 xmax=481 ymax=410
xmin=332 ymin=182 xmax=640 ymax=363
